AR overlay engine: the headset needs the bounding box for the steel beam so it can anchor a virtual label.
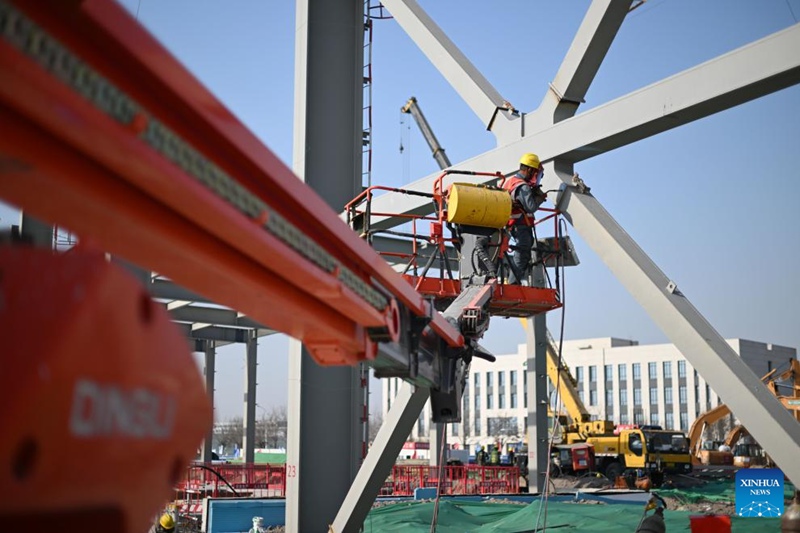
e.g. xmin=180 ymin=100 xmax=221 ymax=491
xmin=365 ymin=22 xmax=800 ymax=229
xmin=534 ymin=0 xmax=631 ymax=124
xmin=332 ymin=383 xmax=430 ymax=533
xmin=545 ymin=160 xmax=800 ymax=483
xmin=167 ymin=305 xmax=265 ymax=330
xmin=174 ymin=323 xmax=250 ymax=343
xmin=380 ymin=0 xmax=519 ymax=143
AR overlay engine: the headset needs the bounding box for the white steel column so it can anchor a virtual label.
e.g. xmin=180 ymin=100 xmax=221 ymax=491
xmin=332 ymin=383 xmax=430 ymax=532
xmin=288 ymin=0 xmax=365 ymax=530
xmin=243 ymin=332 xmax=258 ymax=464
xmin=201 ymin=340 xmax=216 ymax=463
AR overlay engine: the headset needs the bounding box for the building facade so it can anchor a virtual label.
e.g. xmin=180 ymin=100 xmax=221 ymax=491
xmin=382 ymin=337 xmax=796 ymax=448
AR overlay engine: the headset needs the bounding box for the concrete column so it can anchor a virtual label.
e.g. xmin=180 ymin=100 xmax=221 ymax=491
xmin=201 ymin=340 xmax=216 ymax=463
xmin=243 ymin=333 xmax=257 ymax=464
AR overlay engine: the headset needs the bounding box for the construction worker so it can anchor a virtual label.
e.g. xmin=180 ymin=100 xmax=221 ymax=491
xmin=477 ymin=445 xmax=487 ymax=466
xmin=150 ymin=513 xmax=175 ymax=533
xmin=501 ymin=153 xmax=547 ymax=284
xmin=490 ymin=445 xmax=500 ymax=466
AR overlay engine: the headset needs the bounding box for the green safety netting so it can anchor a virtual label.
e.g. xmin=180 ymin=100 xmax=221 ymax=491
xmin=363 ymin=499 xmax=781 ymax=532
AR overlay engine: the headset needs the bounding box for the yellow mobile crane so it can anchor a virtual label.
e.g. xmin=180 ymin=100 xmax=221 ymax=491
xmin=544 ymin=332 xmax=693 ymax=485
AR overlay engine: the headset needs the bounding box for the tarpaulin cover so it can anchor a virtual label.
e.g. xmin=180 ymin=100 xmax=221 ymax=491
xmin=364 ymin=499 xmax=781 ymax=532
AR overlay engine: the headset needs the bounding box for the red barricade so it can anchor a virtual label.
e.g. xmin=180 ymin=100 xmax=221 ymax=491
xmin=385 ymin=465 xmax=519 ymax=496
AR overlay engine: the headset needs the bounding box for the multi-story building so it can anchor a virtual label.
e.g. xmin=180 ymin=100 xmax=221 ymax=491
xmin=381 ymin=337 xmax=796 ymax=448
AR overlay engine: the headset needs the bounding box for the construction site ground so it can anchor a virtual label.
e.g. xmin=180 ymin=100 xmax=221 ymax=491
xmin=228 ymin=473 xmax=796 ymax=532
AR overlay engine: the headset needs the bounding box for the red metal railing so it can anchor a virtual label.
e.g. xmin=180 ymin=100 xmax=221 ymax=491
xmin=175 ymin=463 xmax=287 ymax=503
xmin=379 ymin=465 xmax=520 ymax=497
xmin=174 ymin=462 xmax=519 ymax=511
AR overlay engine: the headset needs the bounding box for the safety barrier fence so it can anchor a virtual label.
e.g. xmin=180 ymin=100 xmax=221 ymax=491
xmin=173 ymin=462 xmax=520 ymax=514
xmin=380 ymin=464 xmax=520 ymax=496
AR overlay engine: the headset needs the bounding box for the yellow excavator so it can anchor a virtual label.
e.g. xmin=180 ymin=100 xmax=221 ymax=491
xmin=688 ymin=359 xmax=800 ymax=466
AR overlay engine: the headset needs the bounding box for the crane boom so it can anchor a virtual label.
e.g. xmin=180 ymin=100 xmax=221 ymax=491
xmin=401 ymin=96 xmax=451 ymax=169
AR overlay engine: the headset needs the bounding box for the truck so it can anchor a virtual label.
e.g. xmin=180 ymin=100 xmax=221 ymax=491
xmin=545 ymin=331 xmax=692 ymax=486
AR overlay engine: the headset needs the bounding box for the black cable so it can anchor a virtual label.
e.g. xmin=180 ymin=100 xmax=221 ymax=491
xmin=190 ymin=463 xmax=240 ymax=497
xmin=429 ymin=425 xmax=449 ymax=533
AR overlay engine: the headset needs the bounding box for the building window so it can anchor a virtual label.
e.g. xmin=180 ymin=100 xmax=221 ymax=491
xmin=665 ymin=387 xmax=673 ymax=405
xmin=680 ymin=412 xmax=688 ymax=431
xmin=510 ymin=370 xmax=517 ymax=387
xmin=589 ymin=390 xmax=598 ymax=406
xmin=634 ymin=411 xmax=644 ymax=425
xmin=634 ymin=388 xmax=642 ymax=406
xmin=487 ymin=394 xmax=494 ymax=409
xmin=452 ymin=423 xmax=459 ymax=437
xmin=648 ymin=362 xmax=657 ymax=380
xmin=604 ymin=364 xmax=613 ymax=382
xmin=705 ymin=384 xmax=711 ymax=408
xmin=650 ymin=413 xmax=659 ymax=426
xmin=663 ymin=361 xmax=672 ymax=379
xmin=474 ymin=393 xmax=480 ymax=410
xmin=486 ymin=372 xmax=493 ymax=388
xmin=474 ymin=373 xmax=480 ymax=393
xmin=475 ymin=417 xmax=481 ymax=434
xmin=665 ymin=412 xmax=674 ymax=430
xmin=576 ymin=366 xmax=584 ymax=386
xmin=679 ymin=386 xmax=687 ymax=405
xmin=649 ymin=387 xmax=658 ymax=405
xmin=578 ymin=390 xmax=585 ymax=404
xmin=499 ymin=393 xmax=505 ymax=409
xmin=589 ymin=366 xmax=597 ymax=384
xmin=678 ymin=360 xmax=686 ymax=378
xmin=633 ymin=363 xmax=641 ymax=380
xmin=620 ymin=413 xmax=629 ymax=424
xmin=418 ymin=412 xmax=425 ymax=435
xmin=499 ymin=371 xmax=506 ymax=387
xmin=618 ymin=364 xmax=627 ymax=381
xmin=606 ymin=390 xmax=614 ymax=407
xmin=620 ymin=389 xmax=628 ymax=406
xmin=511 ymin=391 xmax=517 ymax=409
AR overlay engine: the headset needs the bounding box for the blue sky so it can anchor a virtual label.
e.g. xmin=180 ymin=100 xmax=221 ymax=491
xmin=4 ymin=0 xmax=798 ymax=421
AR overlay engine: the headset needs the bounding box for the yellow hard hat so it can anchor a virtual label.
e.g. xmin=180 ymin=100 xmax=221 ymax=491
xmin=159 ymin=514 xmax=175 ymax=530
xmin=519 ymin=153 xmax=541 ymax=169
